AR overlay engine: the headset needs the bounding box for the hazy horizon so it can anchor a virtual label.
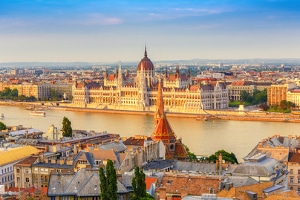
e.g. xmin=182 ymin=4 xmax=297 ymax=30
xmin=1 ymin=0 xmax=300 ymax=63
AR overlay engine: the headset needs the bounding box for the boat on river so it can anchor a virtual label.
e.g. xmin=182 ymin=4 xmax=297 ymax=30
xmin=30 ymin=110 xmax=46 ymax=117
xmin=0 ymin=113 xmax=4 ymax=119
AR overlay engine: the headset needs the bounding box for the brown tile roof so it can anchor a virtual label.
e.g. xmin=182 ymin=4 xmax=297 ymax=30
xmin=123 ymin=137 xmax=145 ymax=146
xmin=218 ymin=181 xmax=273 ymax=199
xmin=89 ymin=149 xmax=119 ymax=164
xmin=15 ymin=155 xmax=38 ymax=167
xmin=175 ymin=140 xmax=188 ymax=159
xmin=159 ymin=174 xmax=221 ymax=196
xmin=288 ymin=152 xmax=300 ymax=162
xmin=264 ymin=190 xmax=300 ymax=200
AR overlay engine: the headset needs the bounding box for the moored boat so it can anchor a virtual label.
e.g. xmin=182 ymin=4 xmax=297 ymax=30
xmin=30 ymin=111 xmax=46 ymax=116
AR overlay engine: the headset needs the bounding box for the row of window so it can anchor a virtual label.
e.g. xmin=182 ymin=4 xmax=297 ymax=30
xmin=289 ymin=169 xmax=300 ymax=174
xmin=0 ymin=174 xmax=13 ymax=184
xmin=289 ymin=177 xmax=300 ymax=183
xmin=1 ymin=166 xmax=13 ymax=174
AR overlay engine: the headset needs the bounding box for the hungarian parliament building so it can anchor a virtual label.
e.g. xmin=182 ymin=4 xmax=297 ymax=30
xmin=72 ymin=48 xmax=229 ymax=114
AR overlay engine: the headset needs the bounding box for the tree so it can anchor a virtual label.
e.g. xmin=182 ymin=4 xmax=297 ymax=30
xmin=240 ymin=90 xmax=250 ymax=103
xmin=131 ymin=166 xmax=151 ymax=200
xmin=99 ymin=167 xmax=107 ymax=200
xmin=99 ymin=159 xmax=118 ymax=200
xmin=206 ymin=150 xmax=238 ymax=164
xmin=0 ymin=122 xmax=6 ymax=131
xmin=184 ymin=144 xmax=198 ymax=162
xmin=62 ymin=117 xmax=72 ymax=137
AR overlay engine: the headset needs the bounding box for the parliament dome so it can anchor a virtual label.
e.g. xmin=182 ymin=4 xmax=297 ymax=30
xmin=137 ymin=47 xmax=154 ymax=71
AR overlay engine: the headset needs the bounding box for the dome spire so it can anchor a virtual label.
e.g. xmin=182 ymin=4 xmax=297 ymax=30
xmin=144 ymin=45 xmax=147 ymax=57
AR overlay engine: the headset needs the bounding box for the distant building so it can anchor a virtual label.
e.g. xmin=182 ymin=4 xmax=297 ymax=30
xmin=267 ymin=83 xmax=297 ymax=106
xmin=72 ymin=47 xmax=229 ymax=113
xmin=227 ymin=80 xmax=271 ymax=101
xmin=287 ymin=89 xmax=300 ymax=108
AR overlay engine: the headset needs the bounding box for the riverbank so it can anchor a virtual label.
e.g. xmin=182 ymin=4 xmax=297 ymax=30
xmin=1 ymin=101 xmax=300 ymax=123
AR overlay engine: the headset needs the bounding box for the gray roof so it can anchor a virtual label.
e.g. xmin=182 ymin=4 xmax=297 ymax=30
xmin=48 ymin=168 xmax=129 ymax=197
xmin=143 ymin=160 xmax=174 ymax=171
xmin=232 ymin=157 xmax=281 ymax=177
xmin=8 ymin=128 xmax=43 ymax=137
xmin=173 ymin=161 xmax=217 ymax=173
xmin=121 ymin=173 xmax=133 ymax=188
xmin=98 ymin=141 xmax=127 ymax=152
xmin=32 ymin=162 xmax=73 ymax=169
xmin=263 ymin=184 xmax=284 ymax=193
xmin=223 ymin=176 xmax=258 ymax=187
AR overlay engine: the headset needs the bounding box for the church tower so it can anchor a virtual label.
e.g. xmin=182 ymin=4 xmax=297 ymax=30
xmin=151 ymin=79 xmax=177 ymax=159
xmin=151 ymin=79 xmax=189 ymax=160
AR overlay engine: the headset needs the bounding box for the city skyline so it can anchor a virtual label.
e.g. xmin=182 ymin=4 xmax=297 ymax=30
xmin=1 ymin=0 xmax=300 ymax=63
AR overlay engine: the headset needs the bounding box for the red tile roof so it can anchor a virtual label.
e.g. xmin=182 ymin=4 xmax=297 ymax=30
xmin=146 ymin=177 xmax=157 ymax=191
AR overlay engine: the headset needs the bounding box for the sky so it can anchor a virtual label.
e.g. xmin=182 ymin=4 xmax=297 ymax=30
xmin=1 ymin=0 xmax=300 ymax=63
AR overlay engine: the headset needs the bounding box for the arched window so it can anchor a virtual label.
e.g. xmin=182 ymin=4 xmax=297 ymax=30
xmin=170 ymin=144 xmax=174 ymax=150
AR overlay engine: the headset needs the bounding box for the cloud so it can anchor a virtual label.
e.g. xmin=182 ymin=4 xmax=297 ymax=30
xmin=0 ymin=17 xmax=29 ymax=28
xmin=71 ymin=13 xmax=122 ymax=26
xmin=141 ymin=6 xmax=231 ymax=21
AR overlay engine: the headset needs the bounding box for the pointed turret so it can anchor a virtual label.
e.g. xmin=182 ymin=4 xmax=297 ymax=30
xmin=175 ymin=65 xmax=179 ymax=78
xmin=144 ymin=45 xmax=148 ymax=57
xmin=117 ymin=61 xmax=123 ymax=87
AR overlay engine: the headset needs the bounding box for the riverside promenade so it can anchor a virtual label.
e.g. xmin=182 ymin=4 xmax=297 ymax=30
xmin=1 ymin=101 xmax=300 ymax=123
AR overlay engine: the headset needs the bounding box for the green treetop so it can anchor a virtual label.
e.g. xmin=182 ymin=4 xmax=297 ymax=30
xmin=99 ymin=159 xmax=118 ymax=200
xmin=62 ymin=116 xmax=72 ymax=137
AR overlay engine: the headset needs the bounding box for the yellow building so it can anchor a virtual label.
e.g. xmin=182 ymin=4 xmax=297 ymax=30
xmin=0 ymin=146 xmax=40 ymax=188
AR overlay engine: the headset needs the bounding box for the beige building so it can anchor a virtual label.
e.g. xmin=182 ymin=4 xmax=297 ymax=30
xmin=227 ymin=80 xmax=271 ymax=101
xmin=123 ymin=135 xmax=165 ymax=166
xmin=0 ymin=80 xmax=72 ymax=101
xmin=227 ymin=81 xmax=256 ymax=101
xmin=287 ymin=150 xmax=300 ymax=192
xmin=287 ymin=89 xmax=300 ymax=108
xmin=72 ymin=48 xmax=229 ymax=113
xmin=14 ymin=156 xmax=38 ymax=188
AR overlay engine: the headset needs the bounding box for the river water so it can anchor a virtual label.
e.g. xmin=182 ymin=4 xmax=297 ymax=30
xmin=1 ymin=105 xmax=299 ymax=162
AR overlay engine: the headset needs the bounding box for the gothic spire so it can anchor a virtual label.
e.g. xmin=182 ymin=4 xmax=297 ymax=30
xmin=144 ymin=45 xmax=148 ymax=57
xmin=155 ymin=78 xmax=165 ymax=119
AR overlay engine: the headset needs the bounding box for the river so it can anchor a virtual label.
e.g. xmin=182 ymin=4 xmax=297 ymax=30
xmin=1 ymin=105 xmax=299 ymax=162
